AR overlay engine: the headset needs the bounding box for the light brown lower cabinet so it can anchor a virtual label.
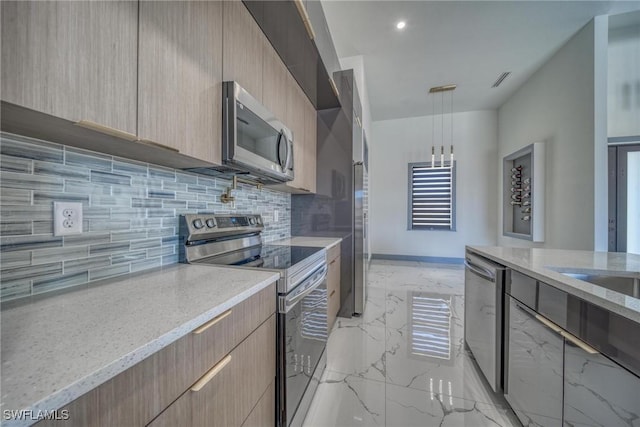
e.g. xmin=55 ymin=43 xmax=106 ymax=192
xmin=148 ymin=315 xmax=276 ymax=427
xmin=241 ymin=381 xmax=275 ymax=427
xmin=35 ymin=283 xmax=276 ymax=427
xmin=327 ymin=243 xmax=342 ymax=330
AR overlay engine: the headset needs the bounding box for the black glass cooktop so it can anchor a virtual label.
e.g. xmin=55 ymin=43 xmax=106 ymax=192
xmin=197 ymin=245 xmax=323 ymax=270
xmin=257 ymin=245 xmax=322 ymax=269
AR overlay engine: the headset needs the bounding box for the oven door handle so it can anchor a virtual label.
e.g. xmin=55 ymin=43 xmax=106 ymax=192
xmin=279 ymin=265 xmax=327 ymax=314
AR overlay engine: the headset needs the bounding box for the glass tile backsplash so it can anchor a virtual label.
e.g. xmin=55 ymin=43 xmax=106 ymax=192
xmin=0 ymin=132 xmax=291 ymax=301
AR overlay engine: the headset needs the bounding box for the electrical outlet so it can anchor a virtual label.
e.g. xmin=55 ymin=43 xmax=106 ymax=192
xmin=274 ymin=209 xmax=279 ymax=223
xmin=54 ymin=202 xmax=83 ymax=236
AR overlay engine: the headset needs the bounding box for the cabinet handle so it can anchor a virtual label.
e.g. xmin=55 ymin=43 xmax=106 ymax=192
xmin=293 ymin=0 xmax=316 ymax=40
xmin=561 ymin=331 xmax=599 ymax=355
xmin=137 ymin=138 xmax=180 ymax=153
xmin=329 ymin=259 xmax=336 ymax=265
xmin=190 ymin=354 xmax=232 ymax=392
xmin=329 ymin=78 xmax=340 ymax=97
xmin=534 ymin=313 xmax=563 ymax=333
xmin=74 ymin=120 xmax=137 ymax=141
xmin=329 ymin=290 xmax=336 ymax=297
xmin=300 ymin=188 xmax=311 ymax=192
xmin=192 ymin=310 xmax=232 ymax=335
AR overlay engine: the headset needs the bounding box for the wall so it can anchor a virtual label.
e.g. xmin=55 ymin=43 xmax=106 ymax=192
xmin=0 ymin=132 xmax=291 ymax=301
xmin=370 ymin=110 xmax=498 ymax=259
xmin=497 ymin=19 xmax=608 ymax=250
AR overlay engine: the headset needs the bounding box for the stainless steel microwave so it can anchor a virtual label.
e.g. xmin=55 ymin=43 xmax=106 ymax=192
xmin=222 ymin=81 xmax=294 ymax=183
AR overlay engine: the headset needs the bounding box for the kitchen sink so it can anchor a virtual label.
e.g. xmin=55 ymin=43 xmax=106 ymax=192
xmin=555 ymin=270 xmax=640 ymax=298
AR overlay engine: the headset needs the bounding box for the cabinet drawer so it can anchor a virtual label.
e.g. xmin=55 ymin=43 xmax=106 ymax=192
xmin=241 ymin=381 xmax=275 ymax=427
xmin=564 ymin=338 xmax=640 ymax=427
xmin=507 ymin=270 xmax=537 ymax=309
xmin=537 ymin=282 xmax=568 ymax=328
xmin=149 ymin=315 xmax=276 ymax=427
xmin=327 ymin=243 xmax=340 ymax=263
xmin=192 ymin=283 xmax=275 ymax=379
xmin=505 ymin=296 xmax=563 ymax=426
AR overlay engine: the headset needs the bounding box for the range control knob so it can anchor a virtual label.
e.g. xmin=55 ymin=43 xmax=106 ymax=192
xmin=205 ymin=218 xmax=216 ymax=228
xmin=249 ymin=217 xmax=256 ymax=225
xmin=192 ymin=219 xmax=204 ymax=229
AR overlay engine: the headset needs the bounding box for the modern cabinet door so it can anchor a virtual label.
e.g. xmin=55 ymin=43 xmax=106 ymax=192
xmin=138 ymin=1 xmax=223 ymax=164
xmin=223 ymin=0 xmax=265 ymax=102
xmin=285 ymin=75 xmax=307 ymax=191
xmin=505 ymin=296 xmax=563 ymax=427
xmin=303 ymin=97 xmax=318 ymax=193
xmin=149 ymin=315 xmax=276 ymax=427
xmin=1 ymin=1 xmax=138 ymax=134
xmin=241 ymin=381 xmax=275 ymax=427
xmin=263 ymin=40 xmax=288 ymax=123
xmin=564 ymin=338 xmax=640 ymax=427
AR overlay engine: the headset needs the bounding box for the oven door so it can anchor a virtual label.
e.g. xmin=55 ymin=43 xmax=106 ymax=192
xmin=223 ymin=81 xmax=294 ymax=182
xmin=277 ymin=265 xmax=328 ymax=427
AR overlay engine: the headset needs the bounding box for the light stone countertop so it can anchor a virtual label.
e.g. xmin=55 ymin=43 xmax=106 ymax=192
xmin=467 ymin=246 xmax=640 ymax=323
xmin=271 ymin=236 xmax=342 ymax=249
xmin=0 ymin=264 xmax=279 ymax=426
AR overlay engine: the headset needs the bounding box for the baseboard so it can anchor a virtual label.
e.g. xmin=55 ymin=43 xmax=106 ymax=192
xmin=371 ymin=253 xmax=464 ymax=264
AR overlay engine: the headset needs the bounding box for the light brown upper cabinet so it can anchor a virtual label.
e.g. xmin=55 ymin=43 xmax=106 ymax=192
xmin=1 ymin=1 xmax=138 ymax=136
xmin=138 ymin=1 xmax=223 ymax=164
xmin=303 ymin=96 xmax=317 ymax=193
xmin=283 ymin=73 xmax=317 ymax=194
xmin=285 ymin=74 xmax=308 ymax=191
xmin=223 ymin=1 xmax=265 ymax=103
xmin=262 ymin=41 xmax=289 ymax=124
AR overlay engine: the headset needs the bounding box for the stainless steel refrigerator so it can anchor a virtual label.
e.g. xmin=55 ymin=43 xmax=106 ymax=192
xmin=291 ymin=68 xmax=368 ymax=317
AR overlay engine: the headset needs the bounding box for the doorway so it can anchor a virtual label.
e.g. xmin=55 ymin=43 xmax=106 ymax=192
xmin=609 ymin=140 xmax=640 ymax=254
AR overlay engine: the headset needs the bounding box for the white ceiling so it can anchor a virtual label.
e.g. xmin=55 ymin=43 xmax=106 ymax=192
xmin=321 ymin=1 xmax=640 ymax=121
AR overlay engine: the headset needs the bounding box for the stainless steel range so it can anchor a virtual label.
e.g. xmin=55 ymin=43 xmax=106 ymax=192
xmin=179 ymin=214 xmax=328 ymax=427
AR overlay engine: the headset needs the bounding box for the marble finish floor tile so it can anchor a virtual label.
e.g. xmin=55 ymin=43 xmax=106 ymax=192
xmin=384 ymin=327 xmax=504 ymax=406
xmin=304 ymin=260 xmax=518 ymax=427
xmin=385 ymin=382 xmax=519 ymax=427
xmin=304 ymin=371 xmax=386 ymax=427
xmin=326 ymin=324 xmax=386 ymax=381
xmin=385 ymin=289 xmax=464 ymax=331
xmin=335 ymin=287 xmax=387 ymax=329
xmin=368 ymin=263 xmax=465 ymax=294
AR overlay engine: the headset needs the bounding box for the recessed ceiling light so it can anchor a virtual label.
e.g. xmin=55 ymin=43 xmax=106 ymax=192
xmin=396 ymin=21 xmax=406 ymax=30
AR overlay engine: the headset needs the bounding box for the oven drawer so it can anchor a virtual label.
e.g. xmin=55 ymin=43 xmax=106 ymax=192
xmin=192 ymin=283 xmax=275 ymax=379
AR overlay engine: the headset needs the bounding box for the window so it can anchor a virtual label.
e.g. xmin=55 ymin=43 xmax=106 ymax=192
xmin=408 ymin=162 xmax=456 ymax=230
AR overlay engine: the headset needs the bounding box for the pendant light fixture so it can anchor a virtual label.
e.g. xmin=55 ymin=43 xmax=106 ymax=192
xmin=428 ymin=84 xmax=456 ymax=167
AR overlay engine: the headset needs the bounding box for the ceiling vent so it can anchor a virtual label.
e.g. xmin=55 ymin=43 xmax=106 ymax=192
xmin=492 ymin=72 xmax=511 ymax=88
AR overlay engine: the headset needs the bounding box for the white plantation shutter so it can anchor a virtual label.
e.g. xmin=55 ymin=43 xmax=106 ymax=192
xmin=409 ymin=163 xmax=456 ymax=230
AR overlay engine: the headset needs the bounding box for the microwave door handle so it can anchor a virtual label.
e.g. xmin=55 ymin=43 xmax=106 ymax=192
xmin=276 ymin=131 xmax=286 ymax=170
xmin=285 ymin=134 xmax=293 ymax=170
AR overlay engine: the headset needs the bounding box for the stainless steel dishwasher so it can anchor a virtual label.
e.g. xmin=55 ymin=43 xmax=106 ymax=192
xmin=464 ymin=251 xmax=508 ymax=392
